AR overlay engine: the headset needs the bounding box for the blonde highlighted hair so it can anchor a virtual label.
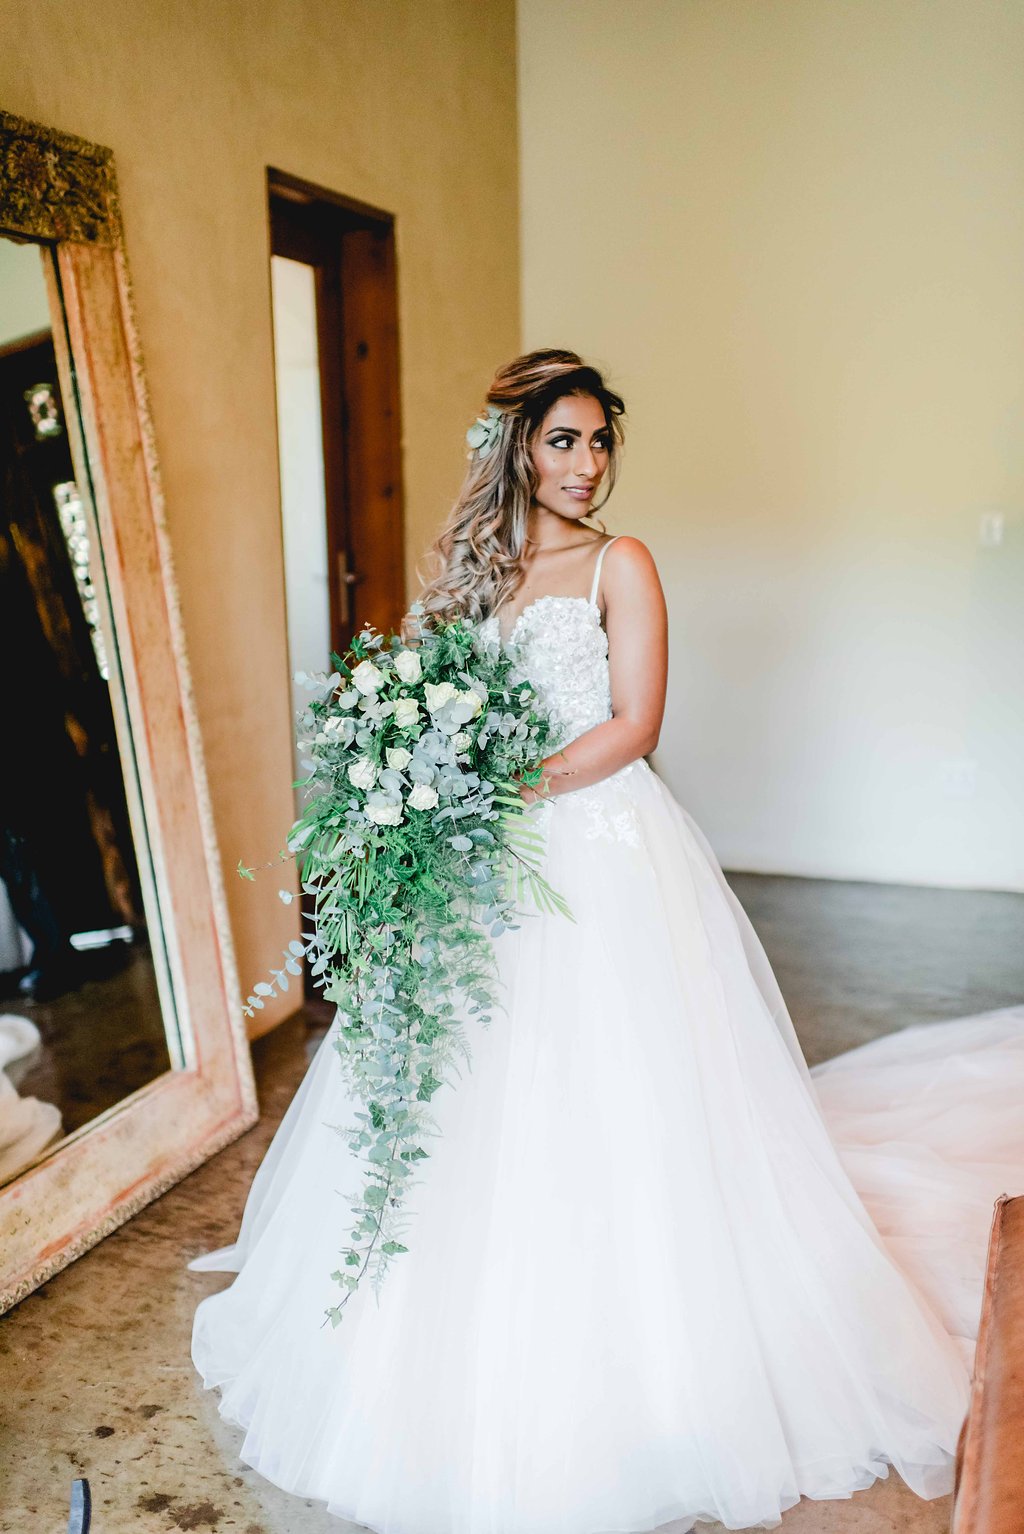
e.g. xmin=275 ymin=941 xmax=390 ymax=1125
xmin=417 ymin=349 xmax=626 ymax=625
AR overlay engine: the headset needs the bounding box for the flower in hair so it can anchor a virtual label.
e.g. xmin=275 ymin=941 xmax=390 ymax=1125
xmin=465 ymin=404 xmax=504 ymax=459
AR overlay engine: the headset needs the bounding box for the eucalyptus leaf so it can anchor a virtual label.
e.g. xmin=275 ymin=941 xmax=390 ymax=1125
xmin=236 ymin=610 xmax=571 ymax=1324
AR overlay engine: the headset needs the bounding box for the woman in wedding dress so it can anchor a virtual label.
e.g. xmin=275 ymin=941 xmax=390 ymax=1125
xmin=190 ymin=348 xmax=1024 ymax=1534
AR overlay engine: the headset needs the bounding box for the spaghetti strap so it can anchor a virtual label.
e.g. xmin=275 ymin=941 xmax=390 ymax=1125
xmin=589 ymin=534 xmax=623 ymax=607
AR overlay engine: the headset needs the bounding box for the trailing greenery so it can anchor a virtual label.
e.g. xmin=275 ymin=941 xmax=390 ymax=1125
xmin=240 ymin=608 xmax=569 ymax=1324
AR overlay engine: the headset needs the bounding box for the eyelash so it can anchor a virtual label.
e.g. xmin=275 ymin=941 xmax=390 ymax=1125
xmin=549 ymin=435 xmax=610 ymax=451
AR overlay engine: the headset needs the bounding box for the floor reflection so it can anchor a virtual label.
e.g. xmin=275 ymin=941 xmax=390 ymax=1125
xmin=0 ymin=934 xmax=171 ymax=1156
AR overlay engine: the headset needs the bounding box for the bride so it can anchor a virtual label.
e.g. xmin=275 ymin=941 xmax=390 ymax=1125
xmin=190 ymin=348 xmax=1024 ymax=1534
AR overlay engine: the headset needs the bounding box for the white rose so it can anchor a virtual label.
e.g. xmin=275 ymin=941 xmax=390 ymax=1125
xmin=351 ymin=659 xmax=384 ymax=695
xmin=458 ymin=688 xmax=484 ymax=719
xmin=393 ymin=696 xmax=420 ymax=730
xmin=386 ymin=746 xmax=413 ymax=770
xmin=451 ymin=732 xmax=471 ymax=754
xmin=424 ymin=680 xmax=458 ymax=713
xmin=337 ymin=689 xmax=359 ymax=710
xmin=394 ymin=649 xmax=422 ymax=685
xmin=347 ymin=757 xmax=377 ymax=791
xmin=407 ymin=783 xmax=439 ymax=811
xmin=366 ymin=801 xmax=404 ymax=826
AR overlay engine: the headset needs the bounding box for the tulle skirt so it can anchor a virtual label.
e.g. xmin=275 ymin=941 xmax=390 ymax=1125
xmin=190 ymin=758 xmax=1024 ymax=1533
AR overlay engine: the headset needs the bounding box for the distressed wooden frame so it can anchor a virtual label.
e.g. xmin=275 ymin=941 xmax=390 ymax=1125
xmin=0 ymin=110 xmax=257 ymax=1309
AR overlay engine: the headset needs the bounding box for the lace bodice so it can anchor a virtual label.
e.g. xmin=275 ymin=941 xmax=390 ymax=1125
xmin=477 ymin=535 xmax=624 ymax=755
xmin=477 ymin=595 xmax=613 ymax=755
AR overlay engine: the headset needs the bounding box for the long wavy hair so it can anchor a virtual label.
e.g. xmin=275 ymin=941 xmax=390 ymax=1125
xmin=417 ymin=348 xmax=626 ymax=624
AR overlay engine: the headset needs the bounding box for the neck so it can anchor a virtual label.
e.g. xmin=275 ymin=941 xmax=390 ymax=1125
xmin=525 ymin=504 xmax=595 ymax=551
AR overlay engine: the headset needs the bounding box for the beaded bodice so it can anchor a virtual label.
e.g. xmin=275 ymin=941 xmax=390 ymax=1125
xmin=476 ymin=538 xmax=651 ymax=843
xmin=477 ymin=595 xmax=613 ymax=755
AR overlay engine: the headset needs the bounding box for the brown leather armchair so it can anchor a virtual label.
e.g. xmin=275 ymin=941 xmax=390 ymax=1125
xmin=951 ymin=1194 xmax=1024 ymax=1533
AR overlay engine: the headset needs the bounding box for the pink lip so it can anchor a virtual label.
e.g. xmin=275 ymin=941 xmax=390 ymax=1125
xmin=563 ymin=486 xmax=594 ymax=498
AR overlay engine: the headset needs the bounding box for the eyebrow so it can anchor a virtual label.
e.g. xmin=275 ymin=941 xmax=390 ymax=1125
xmin=544 ymin=424 xmax=609 ymax=437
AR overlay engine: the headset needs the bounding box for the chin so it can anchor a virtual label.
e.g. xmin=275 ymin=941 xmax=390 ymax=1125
xmin=539 ymin=495 xmax=600 ymax=523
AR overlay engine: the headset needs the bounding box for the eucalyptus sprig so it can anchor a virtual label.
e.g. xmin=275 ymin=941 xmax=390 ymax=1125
xmin=240 ymin=608 xmax=570 ymax=1322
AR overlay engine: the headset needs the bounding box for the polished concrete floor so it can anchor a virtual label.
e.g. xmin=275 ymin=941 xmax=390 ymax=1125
xmin=728 ymin=871 xmax=1024 ymax=1065
xmin=3 ymin=872 xmax=1023 ymax=1534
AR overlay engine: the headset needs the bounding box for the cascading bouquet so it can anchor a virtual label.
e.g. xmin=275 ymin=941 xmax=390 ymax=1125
xmin=239 ymin=605 xmax=570 ymax=1325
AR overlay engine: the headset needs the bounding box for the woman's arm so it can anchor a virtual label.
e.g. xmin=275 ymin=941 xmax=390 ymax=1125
xmin=520 ymin=537 xmax=668 ymax=804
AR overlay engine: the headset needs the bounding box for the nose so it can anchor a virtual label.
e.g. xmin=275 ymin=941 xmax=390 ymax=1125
xmin=573 ymin=441 xmax=599 ymax=479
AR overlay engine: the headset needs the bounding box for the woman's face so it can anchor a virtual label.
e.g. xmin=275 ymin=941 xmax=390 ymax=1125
xmin=530 ymin=392 xmax=611 ymax=522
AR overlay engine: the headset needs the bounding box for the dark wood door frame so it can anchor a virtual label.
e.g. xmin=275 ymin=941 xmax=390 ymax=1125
xmin=268 ymin=169 xmax=406 ymax=652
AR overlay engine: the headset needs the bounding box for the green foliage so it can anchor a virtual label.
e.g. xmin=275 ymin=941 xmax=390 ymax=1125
xmin=242 ymin=608 xmax=570 ymax=1323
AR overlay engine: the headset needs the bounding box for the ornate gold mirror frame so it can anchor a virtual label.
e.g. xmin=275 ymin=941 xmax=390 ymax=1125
xmin=0 ymin=110 xmax=257 ymax=1308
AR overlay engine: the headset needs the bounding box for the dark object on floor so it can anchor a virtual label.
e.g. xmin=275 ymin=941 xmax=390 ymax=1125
xmin=951 ymin=1194 xmax=1024 ymax=1533
xmin=9 ymin=933 xmax=135 ymax=1002
xmin=16 ymin=952 xmax=88 ymax=1002
xmin=67 ymin=1478 xmax=91 ymax=1533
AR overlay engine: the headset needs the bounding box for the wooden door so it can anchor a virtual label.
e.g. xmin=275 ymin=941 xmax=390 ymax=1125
xmin=269 ymin=174 xmax=406 ymax=655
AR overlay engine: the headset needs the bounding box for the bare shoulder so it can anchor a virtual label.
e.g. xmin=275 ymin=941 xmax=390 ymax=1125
xmin=602 ymin=535 xmax=664 ymax=594
xmin=599 ymin=535 xmax=667 ymax=648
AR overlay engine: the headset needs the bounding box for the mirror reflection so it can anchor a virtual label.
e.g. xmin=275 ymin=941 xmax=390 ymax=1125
xmin=0 ymin=234 xmax=175 ymax=1185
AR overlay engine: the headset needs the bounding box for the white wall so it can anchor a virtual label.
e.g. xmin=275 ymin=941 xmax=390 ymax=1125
xmin=518 ymin=0 xmax=1024 ymax=891
xmin=270 ymin=256 xmax=331 ymax=820
xmin=0 ymin=238 xmax=51 ymax=345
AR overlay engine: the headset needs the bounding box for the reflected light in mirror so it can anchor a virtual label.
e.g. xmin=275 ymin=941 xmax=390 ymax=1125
xmin=0 ymin=234 xmax=179 ymax=1186
xmin=271 ymin=254 xmax=331 ymax=826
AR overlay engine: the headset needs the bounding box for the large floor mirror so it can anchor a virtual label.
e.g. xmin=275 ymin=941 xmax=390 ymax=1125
xmin=0 ymin=111 xmax=256 ymax=1307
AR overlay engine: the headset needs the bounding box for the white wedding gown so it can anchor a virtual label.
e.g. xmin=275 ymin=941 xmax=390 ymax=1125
xmin=191 ymin=538 xmax=1024 ymax=1534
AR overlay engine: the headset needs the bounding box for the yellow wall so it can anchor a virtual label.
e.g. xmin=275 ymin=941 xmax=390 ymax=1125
xmin=0 ymin=0 xmax=520 ymax=1031
xmin=519 ymin=0 xmax=1024 ymax=889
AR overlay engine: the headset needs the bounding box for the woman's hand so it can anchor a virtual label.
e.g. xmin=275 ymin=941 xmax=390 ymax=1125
xmin=516 ymin=750 xmax=578 ymax=805
xmin=516 ymin=768 xmax=551 ymax=806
